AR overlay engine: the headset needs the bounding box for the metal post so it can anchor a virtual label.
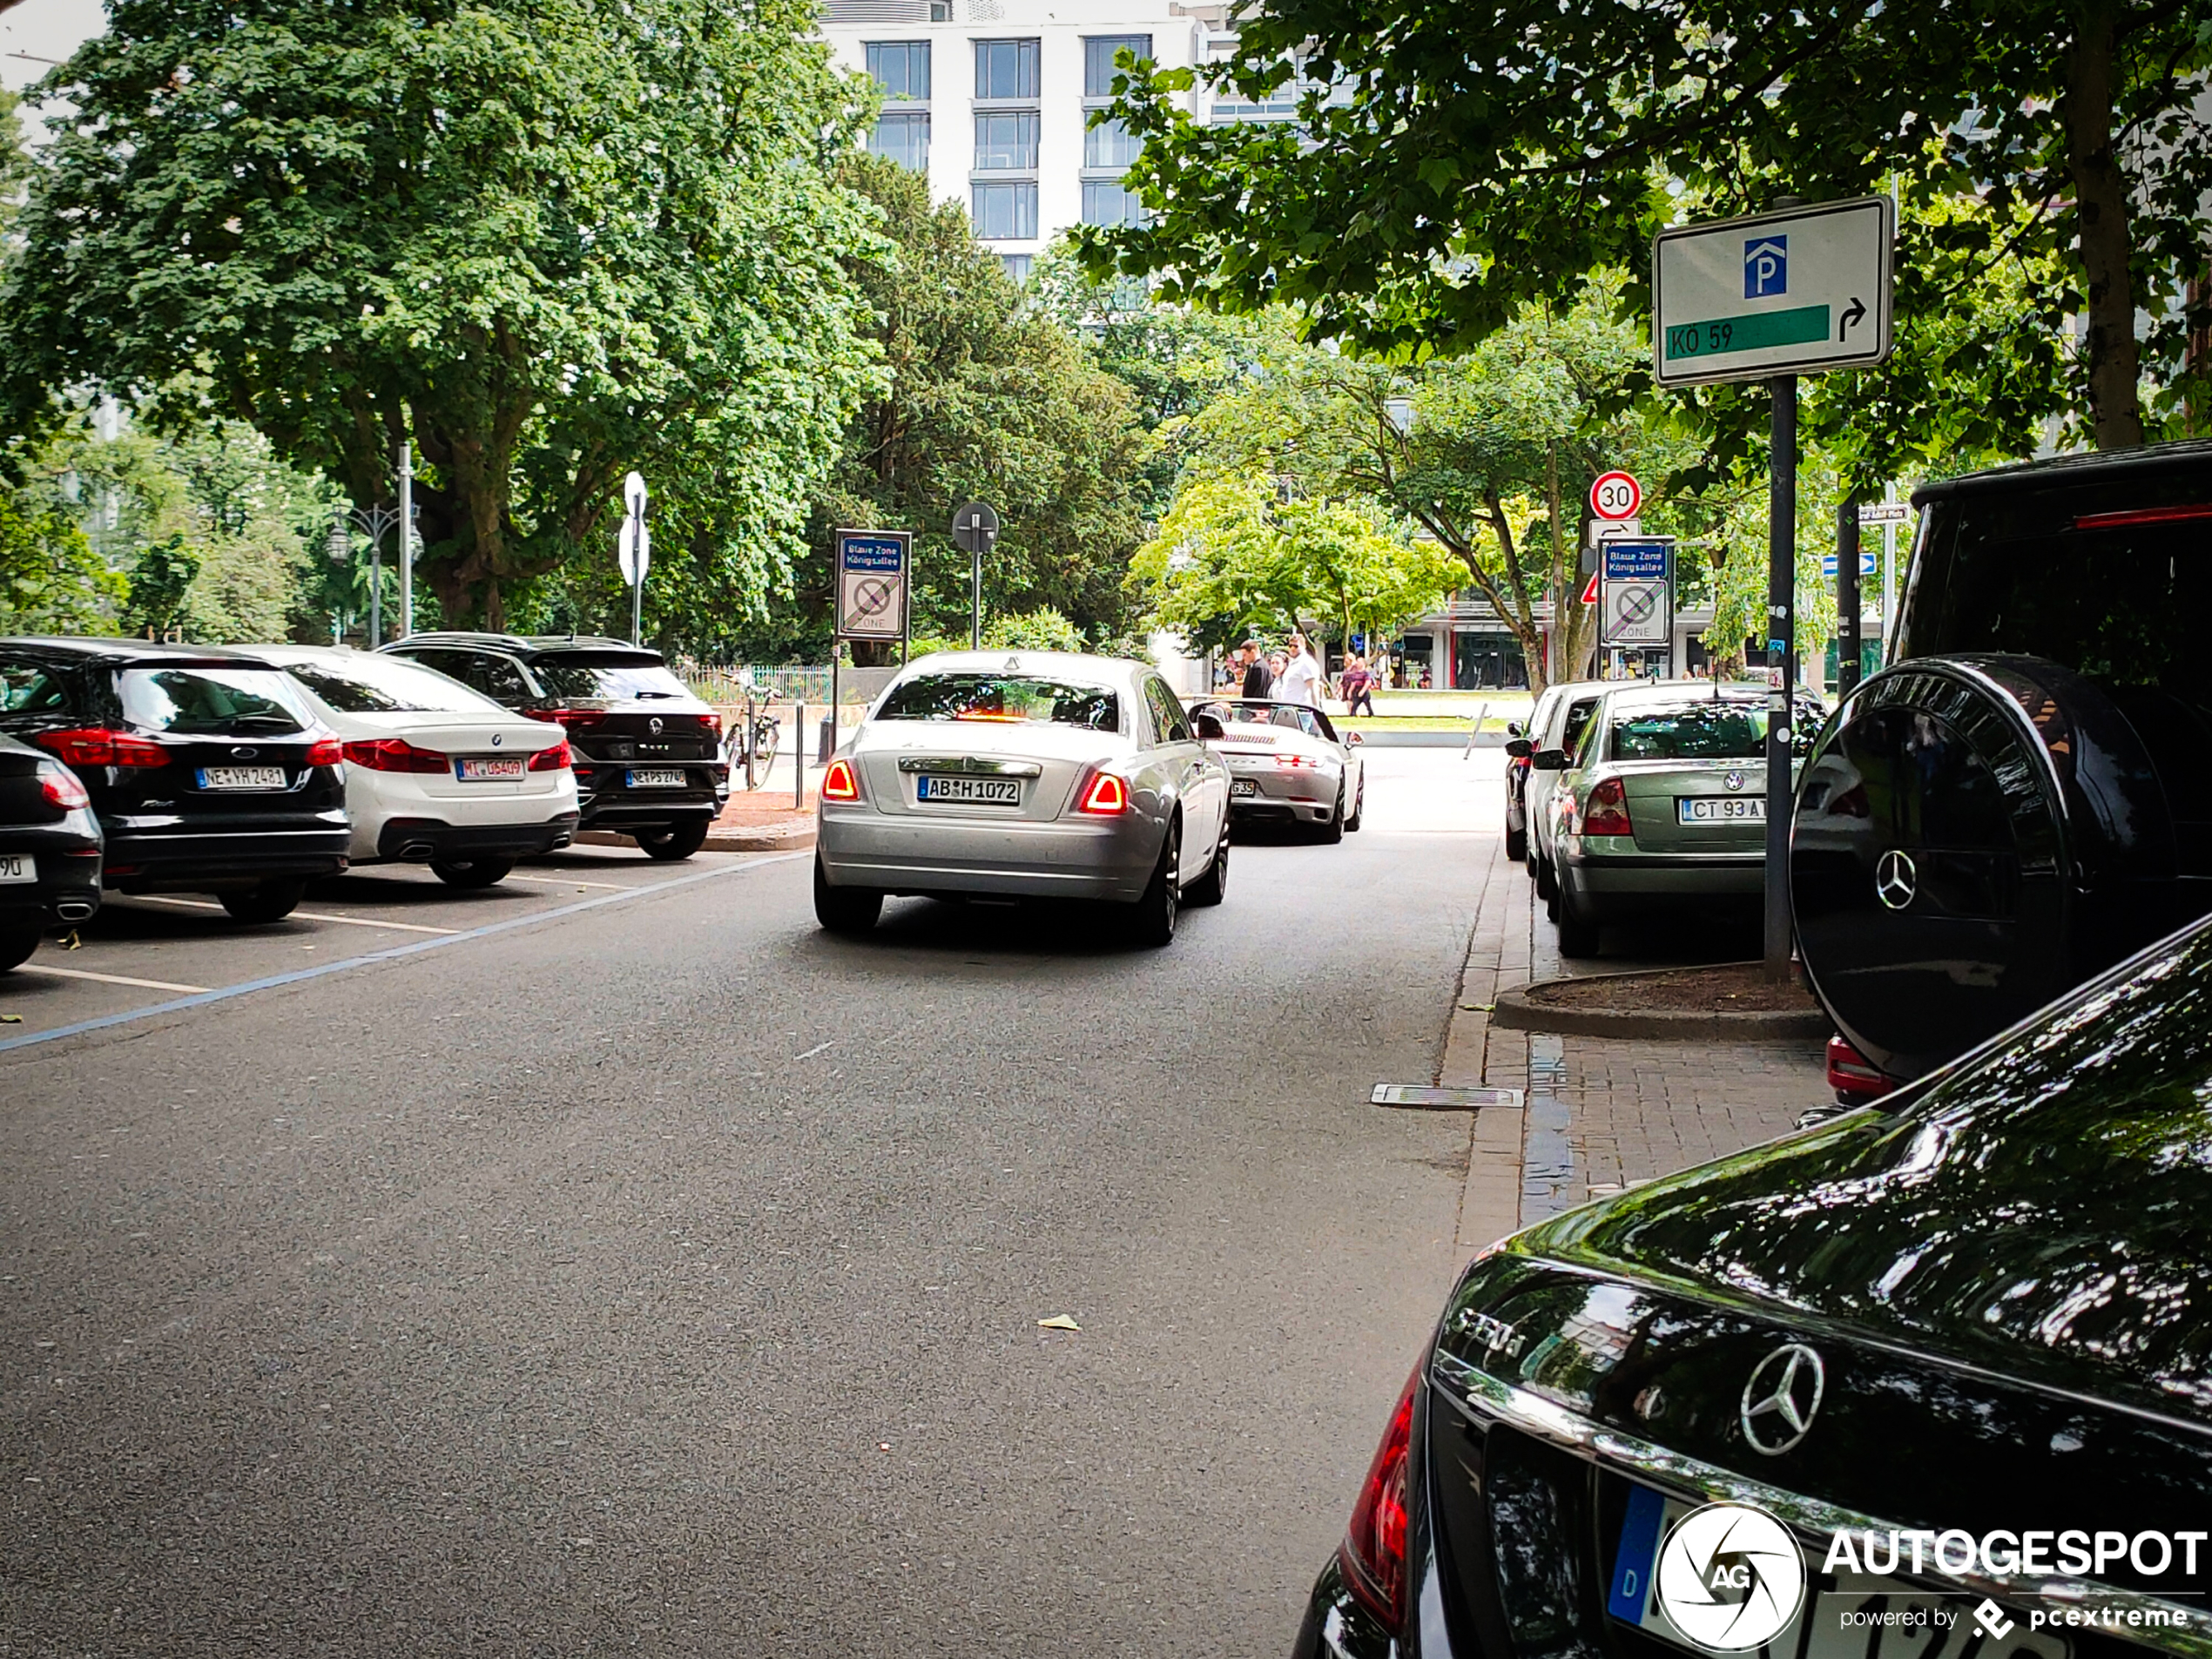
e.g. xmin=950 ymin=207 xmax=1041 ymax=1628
xmin=744 ymin=689 xmax=757 ymax=792
xmin=369 ymin=534 xmax=383 ymax=650
xmin=830 ymin=651 xmax=840 ymax=762
xmin=396 ymin=428 xmax=414 ymax=640
xmin=971 ymin=543 xmax=983 ymax=651
xmin=1837 ymin=496 xmax=1862 ymax=697
xmin=1764 ymin=375 xmax=1797 ymax=981
xmin=794 ymin=699 xmax=806 ymax=810
xmin=631 ymin=570 xmax=643 ymax=649
xmin=1880 ymin=482 xmax=1899 ymax=665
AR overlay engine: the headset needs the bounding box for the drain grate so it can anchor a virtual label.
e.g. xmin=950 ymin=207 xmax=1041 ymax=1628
xmin=1371 ymin=1084 xmax=1526 ymax=1110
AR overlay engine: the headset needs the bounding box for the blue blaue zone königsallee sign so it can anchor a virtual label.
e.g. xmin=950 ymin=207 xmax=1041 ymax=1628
xmin=1601 ymin=538 xmax=1674 ymax=649
xmin=1602 ymin=540 xmax=1671 ymax=582
xmin=834 ymin=529 xmax=911 ymax=640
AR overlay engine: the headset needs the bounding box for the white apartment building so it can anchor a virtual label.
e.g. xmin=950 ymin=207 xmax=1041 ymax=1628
xmin=820 ymin=0 xmax=1297 ymax=280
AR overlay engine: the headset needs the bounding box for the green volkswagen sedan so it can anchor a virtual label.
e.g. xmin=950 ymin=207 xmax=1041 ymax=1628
xmin=1534 ymin=683 xmax=1825 ymax=956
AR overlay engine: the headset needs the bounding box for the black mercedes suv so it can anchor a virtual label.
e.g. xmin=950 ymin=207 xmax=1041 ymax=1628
xmin=380 ymin=634 xmax=726 ymax=859
xmin=0 ymin=638 xmax=349 ymax=921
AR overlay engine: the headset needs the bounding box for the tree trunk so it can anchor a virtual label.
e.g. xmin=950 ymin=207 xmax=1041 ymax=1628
xmin=1541 ymin=442 xmax=1562 ymax=697
xmin=2064 ymin=0 xmax=2145 ymax=449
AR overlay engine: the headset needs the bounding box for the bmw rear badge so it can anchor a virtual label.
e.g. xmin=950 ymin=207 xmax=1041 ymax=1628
xmin=1875 ymin=850 xmax=1918 ymax=911
xmin=1739 ymin=1344 xmax=1824 ymax=1455
xmin=491 ymin=733 xmax=503 ymax=747
xmin=1723 ymin=771 xmax=1745 ymax=792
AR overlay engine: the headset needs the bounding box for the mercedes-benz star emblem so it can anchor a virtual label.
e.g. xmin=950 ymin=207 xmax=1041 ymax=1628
xmin=1723 ymin=771 xmax=1745 ymax=792
xmin=1740 ymin=1344 xmax=1825 ymax=1455
xmin=649 ymin=717 xmax=664 ymax=735
xmin=1874 ymin=849 xmax=1918 ymax=911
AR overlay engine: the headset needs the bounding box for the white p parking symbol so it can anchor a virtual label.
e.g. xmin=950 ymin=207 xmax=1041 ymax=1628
xmin=1743 ymin=236 xmax=1787 ymax=298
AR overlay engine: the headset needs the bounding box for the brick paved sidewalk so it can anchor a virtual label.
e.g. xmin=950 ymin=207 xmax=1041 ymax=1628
xmin=1441 ymin=832 xmax=1830 ymax=1251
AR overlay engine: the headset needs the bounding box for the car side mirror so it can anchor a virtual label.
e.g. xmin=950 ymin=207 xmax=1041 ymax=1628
xmin=1531 ymin=748 xmax=1568 ymax=772
xmin=1504 ymin=738 xmax=1534 ymax=759
xmin=1345 ymin=730 xmax=1364 ymax=745
xmin=1506 ymin=721 xmax=1524 ymax=739
xmin=1193 ymin=712 xmax=1224 ymax=741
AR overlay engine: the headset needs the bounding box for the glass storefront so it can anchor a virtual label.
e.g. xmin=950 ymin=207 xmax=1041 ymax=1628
xmin=1453 ymin=631 xmax=1529 ymax=690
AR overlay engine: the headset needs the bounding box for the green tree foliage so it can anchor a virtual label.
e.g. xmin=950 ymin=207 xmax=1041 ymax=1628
xmin=122 ymin=536 xmax=199 ymax=639
xmin=983 ymin=607 xmax=1089 ymax=653
xmin=1086 ymin=0 xmax=2211 ymax=461
xmin=0 ymin=0 xmax=881 ymax=629
xmin=0 ymin=491 xmax=125 ymax=634
xmin=756 ymin=157 xmax=1147 ymax=664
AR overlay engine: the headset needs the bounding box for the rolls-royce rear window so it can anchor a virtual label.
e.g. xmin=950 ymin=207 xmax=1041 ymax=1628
xmin=876 ymin=675 xmax=1121 ymax=732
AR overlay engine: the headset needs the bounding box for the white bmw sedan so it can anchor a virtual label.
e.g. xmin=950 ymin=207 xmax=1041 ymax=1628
xmin=813 ymin=651 xmax=1230 ymax=945
xmin=257 ymin=645 xmax=580 ymax=887
xmin=1189 ymin=698 xmax=1366 ymax=840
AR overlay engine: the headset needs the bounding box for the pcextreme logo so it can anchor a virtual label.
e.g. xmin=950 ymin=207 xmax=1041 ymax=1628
xmin=1656 ymin=1502 xmax=1807 ymax=1652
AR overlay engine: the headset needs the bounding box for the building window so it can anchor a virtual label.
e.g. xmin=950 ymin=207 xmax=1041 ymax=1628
xmin=929 ymin=0 xmax=952 ymax=17
xmin=865 ymin=40 xmax=931 ymax=102
xmin=1083 ymin=117 xmax=1142 ymax=170
xmin=972 ymin=38 xmax=1040 ymax=99
xmin=868 ymin=111 xmax=930 ymax=171
xmin=1083 ymin=35 xmax=1151 ymax=98
xmin=973 ymin=109 xmax=1038 ymax=171
xmin=972 ymin=181 xmax=1038 ymax=240
xmin=1001 ymin=253 xmax=1034 ymax=284
xmin=1081 ymin=179 xmax=1147 ymax=228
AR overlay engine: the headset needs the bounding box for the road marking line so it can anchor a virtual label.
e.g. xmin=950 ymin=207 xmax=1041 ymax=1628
xmin=0 ymin=851 xmax=811 ymax=1058
xmin=794 ymin=1040 xmax=834 ymax=1060
xmin=15 ymin=964 xmax=212 ymax=994
xmin=125 ymin=895 xmax=459 ymax=934
xmin=502 ymin=874 xmax=631 ymax=890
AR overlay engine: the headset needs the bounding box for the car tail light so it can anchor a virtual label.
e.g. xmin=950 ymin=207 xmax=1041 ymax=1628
xmin=698 ymin=712 xmax=722 ymax=741
xmin=529 ymin=738 xmax=572 ymax=772
xmin=37 ymin=727 xmax=166 ymax=769
xmin=304 ymin=735 xmax=344 ymax=767
xmin=341 ymin=738 xmax=449 ymax=773
xmin=1826 ymin=1035 xmax=1895 ymax=1101
xmin=1581 ymin=776 xmax=1633 ymax=837
xmin=1272 ymin=753 xmax=1319 ymax=770
xmin=1076 ymin=771 xmax=1130 ymax=815
xmin=37 ymin=761 xmax=90 ymax=810
xmin=524 ymin=708 xmax=607 ymax=730
xmin=1339 ymin=1361 xmax=1420 ymax=1626
xmin=820 ymin=757 xmax=860 ymax=801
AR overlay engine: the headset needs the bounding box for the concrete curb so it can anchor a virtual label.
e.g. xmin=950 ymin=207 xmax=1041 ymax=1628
xmin=1491 ymin=967 xmax=1831 ymax=1042
xmin=1351 ymin=729 xmax=1509 ymax=749
xmin=578 ymin=821 xmax=816 ymax=854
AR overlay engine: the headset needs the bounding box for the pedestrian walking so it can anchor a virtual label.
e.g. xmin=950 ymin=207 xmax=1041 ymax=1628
xmin=1238 ymin=638 xmax=1273 ymax=700
xmin=1341 ymin=653 xmax=1376 ymax=717
xmin=1278 ymin=633 xmax=1323 ymax=707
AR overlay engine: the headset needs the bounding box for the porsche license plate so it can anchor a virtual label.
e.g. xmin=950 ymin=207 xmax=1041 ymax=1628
xmin=1231 ymin=779 xmax=1259 ymax=798
xmin=1678 ymin=796 xmax=1764 ymax=823
xmin=456 ymin=757 xmax=526 ymax=780
xmin=198 ymin=765 xmax=287 ymax=792
xmin=627 ymin=768 xmax=687 ymax=788
xmin=916 ymin=774 xmax=1020 ymax=805
xmin=0 ymin=853 xmax=33 ymax=885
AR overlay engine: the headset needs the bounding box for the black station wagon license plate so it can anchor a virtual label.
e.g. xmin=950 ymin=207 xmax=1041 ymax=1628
xmin=917 ymin=774 xmax=1019 ymax=805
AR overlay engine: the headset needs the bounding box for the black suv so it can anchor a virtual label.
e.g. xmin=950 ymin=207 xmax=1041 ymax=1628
xmin=0 ymin=732 xmax=103 ymax=971
xmin=1791 ymin=439 xmax=2211 ymax=1082
xmin=0 ymin=638 xmax=349 ymax=921
xmin=380 ymin=634 xmax=726 ymax=859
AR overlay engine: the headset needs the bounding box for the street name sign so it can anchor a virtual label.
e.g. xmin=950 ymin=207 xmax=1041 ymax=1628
xmin=835 ymin=529 xmax=911 ymax=641
xmin=1653 ymin=197 xmax=1894 ymax=388
xmin=1601 ymin=538 xmax=1674 ymax=647
xmin=1857 ymin=501 xmax=1911 ymax=526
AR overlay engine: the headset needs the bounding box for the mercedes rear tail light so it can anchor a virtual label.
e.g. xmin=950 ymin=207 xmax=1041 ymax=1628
xmin=820 ymin=758 xmax=860 ymax=802
xmin=1581 ymin=776 xmax=1634 ymax=837
xmin=36 ymin=728 xmax=166 ymax=769
xmin=1340 ymin=1361 xmax=1420 ymax=1627
xmin=37 ymin=761 xmax=90 ymax=810
xmin=341 ymin=738 xmax=449 ymax=773
xmin=1076 ymin=772 xmax=1130 ymax=815
xmin=304 ymin=735 xmax=344 ymax=767
xmin=529 ymin=738 xmax=573 ymax=772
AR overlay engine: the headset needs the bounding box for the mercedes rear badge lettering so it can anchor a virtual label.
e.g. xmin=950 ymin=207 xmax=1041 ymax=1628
xmin=1740 ymin=1344 xmax=1824 ymax=1455
xmin=1875 ymin=849 xmax=1918 ymax=911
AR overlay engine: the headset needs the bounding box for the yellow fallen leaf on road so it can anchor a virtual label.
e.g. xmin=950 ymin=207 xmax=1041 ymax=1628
xmin=0 ymin=1014 xmax=20 ymax=1024
xmin=1036 ymin=1315 xmax=1081 ymax=1332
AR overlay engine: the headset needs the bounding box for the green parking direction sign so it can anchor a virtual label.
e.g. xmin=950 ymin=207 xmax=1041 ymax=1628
xmin=1653 ymin=198 xmax=1893 ymax=387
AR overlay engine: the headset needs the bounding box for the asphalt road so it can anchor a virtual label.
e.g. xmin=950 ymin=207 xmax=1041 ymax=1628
xmin=0 ymin=751 xmax=1493 ymax=1657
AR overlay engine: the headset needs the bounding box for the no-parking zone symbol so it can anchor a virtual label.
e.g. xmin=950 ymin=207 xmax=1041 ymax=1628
xmin=1600 ymin=538 xmax=1675 ymax=646
xmin=835 ymin=529 xmax=910 ymax=640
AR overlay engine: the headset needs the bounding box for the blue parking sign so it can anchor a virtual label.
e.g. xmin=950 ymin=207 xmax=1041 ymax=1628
xmin=1743 ymin=235 xmax=1787 ymax=298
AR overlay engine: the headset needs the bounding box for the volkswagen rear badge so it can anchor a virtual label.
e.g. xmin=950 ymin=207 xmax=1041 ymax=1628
xmin=1740 ymin=1344 xmax=1825 ymax=1455
xmin=1875 ymin=849 xmax=1918 ymax=911
xmin=1723 ymin=771 xmax=1745 ymax=792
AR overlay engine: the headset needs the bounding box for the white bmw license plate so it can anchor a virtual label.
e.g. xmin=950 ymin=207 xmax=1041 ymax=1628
xmin=1608 ymin=1487 xmax=2068 ymax=1659
xmin=1679 ymin=796 xmax=1765 ymax=823
xmin=627 ymin=767 xmax=687 ymax=788
xmin=0 ymin=853 xmax=33 ymax=885
xmin=456 ymin=757 xmax=526 ymax=780
xmin=198 ymin=765 xmax=287 ymax=792
xmin=1231 ymin=779 xmax=1259 ymax=798
xmin=916 ymin=774 xmax=1020 ymax=805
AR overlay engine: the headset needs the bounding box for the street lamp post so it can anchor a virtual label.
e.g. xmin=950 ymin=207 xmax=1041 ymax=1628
xmin=334 ymin=500 xmax=404 ymax=648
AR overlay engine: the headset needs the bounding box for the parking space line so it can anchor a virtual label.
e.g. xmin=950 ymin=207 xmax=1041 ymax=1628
xmin=124 ymin=896 xmax=460 ymax=935
xmin=0 ymin=850 xmax=810 ymax=1057
xmin=17 ymin=964 xmax=213 ymax=994
xmin=502 ymin=874 xmax=631 ymax=891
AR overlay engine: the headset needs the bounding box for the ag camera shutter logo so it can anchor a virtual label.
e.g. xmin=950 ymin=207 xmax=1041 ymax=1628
xmin=1655 ymin=1501 xmax=1807 ymax=1652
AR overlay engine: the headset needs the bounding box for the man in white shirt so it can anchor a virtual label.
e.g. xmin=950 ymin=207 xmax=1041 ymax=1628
xmin=1278 ymin=632 xmax=1323 ymax=707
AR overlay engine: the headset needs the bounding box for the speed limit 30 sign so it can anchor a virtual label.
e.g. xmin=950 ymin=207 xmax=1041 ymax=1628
xmin=1590 ymin=470 xmax=1642 ymax=521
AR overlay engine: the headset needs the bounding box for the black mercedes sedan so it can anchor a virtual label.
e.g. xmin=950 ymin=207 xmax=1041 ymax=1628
xmin=1297 ymin=912 xmax=2212 ymax=1659
xmin=0 ymin=732 xmax=102 ymax=970
xmin=380 ymin=633 xmax=727 ymax=859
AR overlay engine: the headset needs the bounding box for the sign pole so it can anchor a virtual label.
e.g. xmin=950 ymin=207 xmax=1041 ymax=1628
xmin=971 ymin=543 xmax=982 ymax=651
xmin=396 ymin=427 xmax=413 ymax=640
xmin=1837 ymin=496 xmax=1862 ymax=696
xmin=1764 ymin=374 xmax=1797 ymax=981
xmin=1881 ymin=482 xmax=1899 ymax=664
